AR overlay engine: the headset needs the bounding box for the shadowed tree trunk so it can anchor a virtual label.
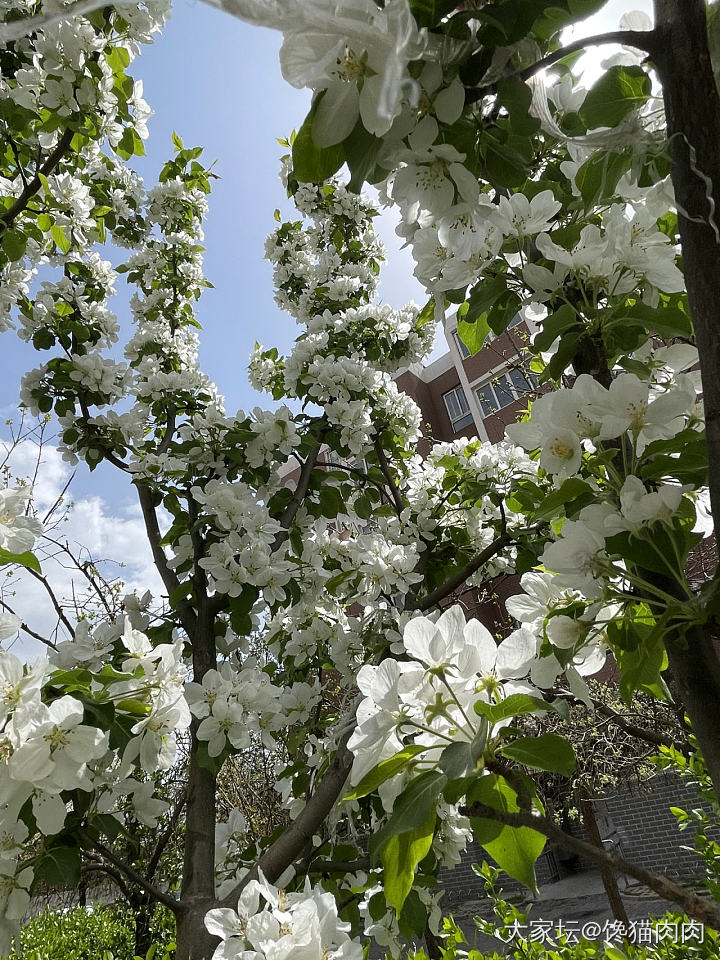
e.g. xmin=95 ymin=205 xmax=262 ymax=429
xmin=652 ymin=0 xmax=720 ymax=801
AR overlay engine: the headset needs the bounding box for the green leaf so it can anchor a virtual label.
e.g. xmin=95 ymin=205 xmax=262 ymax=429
xmin=342 ymin=746 xmax=428 ymax=802
xmin=51 ymin=224 xmax=71 ymax=254
xmin=292 ymin=101 xmax=345 ymax=183
xmin=457 ymin=313 xmax=491 ymax=355
xmin=474 ymin=693 xmax=550 ymax=725
xmin=319 ymin=485 xmax=345 ymax=519
xmin=33 ymin=846 xmax=81 ymax=889
xmin=397 ymin=889 xmax=428 ymax=940
xmin=496 ymin=77 xmax=541 ymax=136
xmin=533 ymin=304 xmax=581 ymax=354
xmin=500 ymin=733 xmax=576 ymax=776
xmin=381 ymin=805 xmax=436 ymax=913
xmin=464 ymin=276 xmax=507 ymax=322
xmin=172 ymin=130 xmax=184 ymax=152
xmin=533 ymin=478 xmax=594 ymax=521
xmin=2 ymin=229 xmax=27 ymax=261
xmin=343 ymin=120 xmax=384 ymax=193
xmin=0 ymin=546 xmax=41 ymax=573
xmin=468 ymin=774 xmax=545 ymax=891
xmin=482 ymin=132 xmax=530 ymax=187
xmin=580 ymin=65 xmax=651 ymax=130
xmin=575 ymin=149 xmax=632 ymax=208
xmin=622 ymin=302 xmax=693 ymax=339
xmin=409 ymin=0 xmax=461 ymax=28
xmin=92 ymin=813 xmax=124 ymax=842
xmin=370 ymin=770 xmax=446 ymax=861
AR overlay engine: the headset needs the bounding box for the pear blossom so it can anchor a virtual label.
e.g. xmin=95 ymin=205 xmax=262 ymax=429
xmin=279 ymin=0 xmax=423 ymax=145
xmin=205 ymin=871 xmax=363 ymax=960
xmin=496 ymin=190 xmax=562 ymax=239
xmin=0 ymin=488 xmax=43 ymax=554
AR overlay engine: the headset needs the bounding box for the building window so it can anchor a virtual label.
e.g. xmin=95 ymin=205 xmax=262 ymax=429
xmin=453 ymin=330 xmax=472 ymax=359
xmin=453 ymin=314 xmax=524 ymax=361
xmin=475 ymin=365 xmax=537 ymax=417
xmin=443 ymin=385 xmax=475 ymax=432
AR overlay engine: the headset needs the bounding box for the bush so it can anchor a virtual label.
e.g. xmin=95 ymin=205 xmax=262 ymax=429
xmin=399 ymin=863 xmax=720 ymax=960
xmin=3 ymin=904 xmax=174 ymax=960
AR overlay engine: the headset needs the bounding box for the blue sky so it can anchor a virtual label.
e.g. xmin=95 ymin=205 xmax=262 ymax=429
xmin=2 ymin=0 xmax=425 ymax=425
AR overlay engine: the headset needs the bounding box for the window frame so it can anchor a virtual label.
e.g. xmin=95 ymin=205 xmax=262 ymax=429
xmin=442 ymin=384 xmax=475 ymax=433
xmin=474 ymin=364 xmax=538 ymax=418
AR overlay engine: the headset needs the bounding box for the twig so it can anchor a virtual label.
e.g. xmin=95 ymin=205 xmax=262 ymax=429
xmin=552 ymin=687 xmax=691 ymax=756
xmin=147 ymin=789 xmax=187 ymax=881
xmin=517 ymin=30 xmax=657 ymax=83
xmin=25 ymin=567 xmax=75 ymax=636
xmin=79 ymin=831 xmax=184 ymax=914
xmin=0 ymin=598 xmax=57 ymax=650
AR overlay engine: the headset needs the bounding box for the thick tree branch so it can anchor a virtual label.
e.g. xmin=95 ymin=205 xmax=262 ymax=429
xmin=1 ymin=128 xmax=74 ymax=227
xmin=413 ymin=533 xmax=509 ymax=611
xmin=459 ymin=802 xmax=720 ymax=930
xmin=272 ymin=437 xmax=325 ymax=551
xmin=135 ymin=483 xmax=197 ymax=636
xmin=650 ymin=0 xmax=720 ymax=800
xmin=219 ymin=732 xmax=353 ymax=908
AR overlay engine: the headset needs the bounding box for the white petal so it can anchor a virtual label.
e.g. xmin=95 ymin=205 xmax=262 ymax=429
xmin=434 ymin=80 xmax=465 ymax=125
xmin=312 ymin=83 xmax=359 ymax=147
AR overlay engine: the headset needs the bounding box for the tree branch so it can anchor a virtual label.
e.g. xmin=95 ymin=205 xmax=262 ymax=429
xmin=135 ymin=483 xmax=197 ymax=636
xmin=516 ymin=30 xmax=657 ymax=83
xmin=552 ymin=687 xmax=691 ymax=755
xmin=0 ymin=598 xmax=57 ymax=650
xmin=219 ymin=731 xmax=353 ymax=908
xmin=79 ymin=831 xmax=184 ymax=914
xmin=1 ymin=128 xmax=74 ymax=227
xmin=459 ymin=801 xmax=720 ymax=930
xmin=25 ymin=567 xmax=75 ymax=637
xmin=412 ymin=533 xmax=509 ymax=611
xmin=373 ymin=439 xmax=405 ymax=518
xmin=147 ymin=789 xmax=187 ymax=881
xmin=272 ymin=436 xmax=325 ymax=552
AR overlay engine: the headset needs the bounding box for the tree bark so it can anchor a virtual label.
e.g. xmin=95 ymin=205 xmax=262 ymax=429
xmin=575 ymin=786 xmax=630 ymax=927
xmin=652 ymin=0 xmax=720 ymax=800
xmin=177 ymin=558 xmax=218 ymax=960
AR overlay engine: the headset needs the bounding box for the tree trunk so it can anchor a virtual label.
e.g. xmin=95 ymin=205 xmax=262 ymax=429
xmin=652 ymin=0 xmax=720 ymax=800
xmin=575 ymin=787 xmax=630 ymax=928
xmin=177 ymin=580 xmax=218 ymax=960
xmin=176 ymin=902 xmax=219 ymax=960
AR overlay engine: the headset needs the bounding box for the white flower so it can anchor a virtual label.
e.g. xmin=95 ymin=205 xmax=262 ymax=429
xmin=0 ymin=488 xmax=43 ymax=555
xmin=0 ymin=614 xmax=20 ymax=643
xmin=280 ymin=0 xmax=423 ymax=145
xmin=497 ymin=190 xmax=561 ymax=239
xmin=541 ymin=520 xmax=608 ymax=593
xmin=583 ymin=374 xmax=693 ymax=444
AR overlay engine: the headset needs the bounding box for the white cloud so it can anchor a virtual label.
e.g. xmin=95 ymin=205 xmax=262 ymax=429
xmin=1 ymin=437 xmax=166 ymax=661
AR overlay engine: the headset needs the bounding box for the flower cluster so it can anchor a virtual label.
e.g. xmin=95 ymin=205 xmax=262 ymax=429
xmin=348 ymin=605 xmax=538 ymax=786
xmin=205 ymin=871 xmax=363 ymax=960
